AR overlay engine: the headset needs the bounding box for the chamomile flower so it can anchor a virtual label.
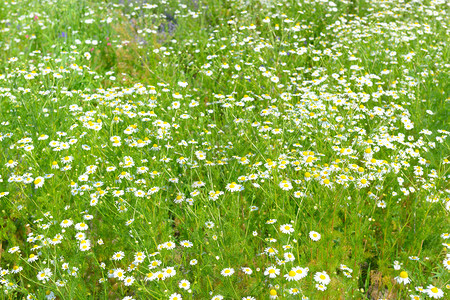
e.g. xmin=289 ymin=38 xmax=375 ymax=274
xmin=75 ymin=222 xmax=88 ymax=231
xmin=283 ymin=252 xmax=295 ymax=262
xmin=395 ymin=271 xmax=411 ymax=285
xmin=425 ymin=285 xmax=444 ymax=299
xmin=190 ymin=259 xmax=198 ymax=265
xmin=269 ymin=289 xmax=278 ymax=299
xmin=393 ymin=261 xmax=402 ymax=270
xmin=113 ymin=268 xmax=126 ymax=280
xmin=11 ymin=265 xmax=23 ymax=273
xmin=309 ymin=231 xmax=321 ymax=241
xmin=377 ymin=201 xmax=386 ymax=208
xmin=5 ymin=160 xmax=18 ymax=168
xmin=163 ymin=267 xmax=176 ymax=278
xmin=180 ymin=240 xmax=193 ymax=248
xmin=280 ymin=224 xmax=294 ymax=234
xmin=264 ymin=247 xmax=279 ymax=256
xmin=284 ymin=269 xmax=298 ymax=281
xmin=288 ymin=287 xmax=301 ymax=295
xmin=264 ymin=266 xmax=280 ymax=278
xmin=221 ymin=268 xmax=235 ymax=277
xmin=226 ymin=182 xmax=242 ymax=192
xmin=179 ymin=279 xmax=190 ymax=290
xmin=164 ymin=241 xmax=176 ymax=250
xmin=8 ymin=246 xmax=20 ymax=254
xmin=314 ymin=271 xmax=331 ymax=285
xmin=123 ymin=276 xmax=135 ymax=286
xmin=279 ymin=180 xmax=293 ymax=190
xmin=169 ymin=293 xmax=182 ymax=300
xmin=36 ymin=268 xmax=52 ymax=282
xmin=443 ymin=258 xmax=450 ymax=270
xmin=112 ymin=251 xmax=125 ymax=261
xmin=149 ymin=260 xmax=161 ymax=269
xmin=28 ymin=254 xmax=39 ymax=263
xmin=292 ymin=266 xmax=309 ymax=280
xmin=34 ymin=177 xmax=45 ymax=188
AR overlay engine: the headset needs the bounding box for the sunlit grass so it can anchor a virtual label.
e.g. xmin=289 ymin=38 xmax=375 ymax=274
xmin=0 ymin=0 xmax=449 ymax=299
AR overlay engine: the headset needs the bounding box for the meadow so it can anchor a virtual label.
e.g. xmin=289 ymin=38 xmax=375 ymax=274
xmin=0 ymin=0 xmax=449 ymax=299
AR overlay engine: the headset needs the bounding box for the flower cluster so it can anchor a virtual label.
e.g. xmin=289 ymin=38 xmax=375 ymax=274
xmin=0 ymin=0 xmax=448 ymax=299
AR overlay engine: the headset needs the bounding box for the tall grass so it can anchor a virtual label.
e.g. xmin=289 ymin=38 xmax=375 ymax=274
xmin=0 ymin=0 xmax=449 ymax=299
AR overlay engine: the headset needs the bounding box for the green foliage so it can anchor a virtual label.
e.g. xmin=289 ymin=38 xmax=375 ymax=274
xmin=0 ymin=0 xmax=449 ymax=299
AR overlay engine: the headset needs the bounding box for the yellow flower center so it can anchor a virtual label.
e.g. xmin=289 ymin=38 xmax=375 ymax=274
xmin=269 ymin=289 xmax=277 ymax=296
xmin=399 ymin=271 xmax=408 ymax=278
xmin=431 ymin=287 xmax=438 ymax=293
xmin=289 ymin=271 xmax=296 ymax=277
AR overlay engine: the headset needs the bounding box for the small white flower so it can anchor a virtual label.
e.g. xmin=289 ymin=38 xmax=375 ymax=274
xmin=314 ymin=271 xmax=331 ymax=285
xmin=279 ymin=180 xmax=293 ymax=191
xmin=179 ymin=279 xmax=191 ymax=290
xmin=75 ymin=222 xmax=88 ymax=231
xmin=264 ymin=266 xmax=280 ymax=278
xmin=395 ymin=271 xmax=411 ymax=285
xmin=425 ymin=285 xmax=444 ymax=299
xmin=280 ymin=224 xmax=294 ymax=234
xmin=221 ymin=268 xmax=235 ymax=277
xmin=309 ymin=231 xmax=321 ymax=241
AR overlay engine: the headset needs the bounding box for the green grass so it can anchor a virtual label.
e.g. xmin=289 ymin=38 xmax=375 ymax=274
xmin=0 ymin=0 xmax=449 ymax=299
